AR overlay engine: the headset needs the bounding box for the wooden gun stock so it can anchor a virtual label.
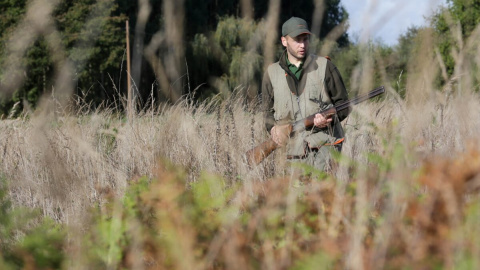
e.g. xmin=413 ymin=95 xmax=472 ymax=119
xmin=246 ymin=86 xmax=386 ymax=166
xmin=245 ymin=138 xmax=279 ymax=166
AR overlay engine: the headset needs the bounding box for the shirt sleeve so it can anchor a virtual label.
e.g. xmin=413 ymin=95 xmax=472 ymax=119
xmin=325 ymin=60 xmax=351 ymax=122
xmin=261 ymin=69 xmax=276 ymax=132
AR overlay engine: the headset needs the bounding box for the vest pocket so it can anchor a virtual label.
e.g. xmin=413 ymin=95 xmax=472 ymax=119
xmin=304 ymin=131 xmax=337 ymax=149
xmin=274 ymin=96 xmax=293 ymax=121
xmin=286 ymin=134 xmax=307 ymax=156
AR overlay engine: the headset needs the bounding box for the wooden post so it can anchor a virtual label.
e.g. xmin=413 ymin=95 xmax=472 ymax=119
xmin=126 ymin=20 xmax=132 ymax=121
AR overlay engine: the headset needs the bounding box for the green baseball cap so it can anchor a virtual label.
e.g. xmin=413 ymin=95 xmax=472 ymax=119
xmin=282 ymin=17 xmax=312 ymax=37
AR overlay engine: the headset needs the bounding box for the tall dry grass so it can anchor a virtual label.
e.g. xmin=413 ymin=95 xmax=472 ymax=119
xmin=1 ymin=0 xmax=480 ymax=269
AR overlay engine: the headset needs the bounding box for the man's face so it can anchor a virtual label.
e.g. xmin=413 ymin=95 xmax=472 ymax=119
xmin=281 ymin=33 xmax=310 ymax=62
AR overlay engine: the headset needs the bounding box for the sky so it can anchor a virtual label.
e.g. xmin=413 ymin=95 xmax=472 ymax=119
xmin=341 ymin=0 xmax=448 ymax=46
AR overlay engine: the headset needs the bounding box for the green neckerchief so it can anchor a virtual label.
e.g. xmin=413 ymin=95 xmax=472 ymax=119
xmin=286 ymin=55 xmax=304 ymax=80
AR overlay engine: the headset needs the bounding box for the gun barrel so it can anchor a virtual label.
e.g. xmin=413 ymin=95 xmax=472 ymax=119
xmin=335 ymin=86 xmax=385 ymax=111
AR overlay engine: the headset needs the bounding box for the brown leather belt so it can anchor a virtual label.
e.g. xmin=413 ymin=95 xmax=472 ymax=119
xmin=287 ymin=154 xmax=308 ymax=160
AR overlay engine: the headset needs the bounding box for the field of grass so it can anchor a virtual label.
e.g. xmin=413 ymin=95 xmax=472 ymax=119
xmin=2 ymin=1 xmax=480 ymax=269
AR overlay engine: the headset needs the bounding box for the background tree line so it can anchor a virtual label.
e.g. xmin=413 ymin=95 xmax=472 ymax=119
xmin=0 ymin=0 xmax=479 ymax=117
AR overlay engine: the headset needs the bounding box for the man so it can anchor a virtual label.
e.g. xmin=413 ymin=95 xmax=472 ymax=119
xmin=262 ymin=17 xmax=350 ymax=171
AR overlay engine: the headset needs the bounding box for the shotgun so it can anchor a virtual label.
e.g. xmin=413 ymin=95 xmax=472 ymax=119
xmin=246 ymin=86 xmax=386 ymax=166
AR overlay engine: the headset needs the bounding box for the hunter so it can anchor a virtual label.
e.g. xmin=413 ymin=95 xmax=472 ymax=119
xmin=262 ymin=16 xmax=350 ymax=171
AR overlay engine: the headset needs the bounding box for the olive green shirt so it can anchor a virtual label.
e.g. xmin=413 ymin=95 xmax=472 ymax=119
xmin=286 ymin=56 xmax=304 ymax=80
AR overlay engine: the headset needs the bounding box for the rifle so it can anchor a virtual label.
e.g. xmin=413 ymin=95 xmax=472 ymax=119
xmin=246 ymin=86 xmax=386 ymax=166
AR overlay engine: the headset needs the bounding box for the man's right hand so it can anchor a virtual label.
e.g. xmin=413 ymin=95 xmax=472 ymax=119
xmin=270 ymin=124 xmax=292 ymax=146
xmin=313 ymin=113 xmax=333 ymax=128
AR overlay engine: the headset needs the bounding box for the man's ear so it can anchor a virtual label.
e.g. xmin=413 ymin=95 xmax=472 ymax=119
xmin=281 ymin=36 xmax=287 ymax=47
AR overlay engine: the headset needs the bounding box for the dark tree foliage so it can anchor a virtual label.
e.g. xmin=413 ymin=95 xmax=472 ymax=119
xmin=0 ymin=0 xmax=128 ymax=116
xmin=0 ymin=0 xmax=31 ymax=115
xmin=54 ymin=0 xmax=128 ymax=107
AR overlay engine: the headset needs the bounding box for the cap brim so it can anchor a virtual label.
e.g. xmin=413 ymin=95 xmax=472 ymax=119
xmin=287 ymin=29 xmax=312 ymax=38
